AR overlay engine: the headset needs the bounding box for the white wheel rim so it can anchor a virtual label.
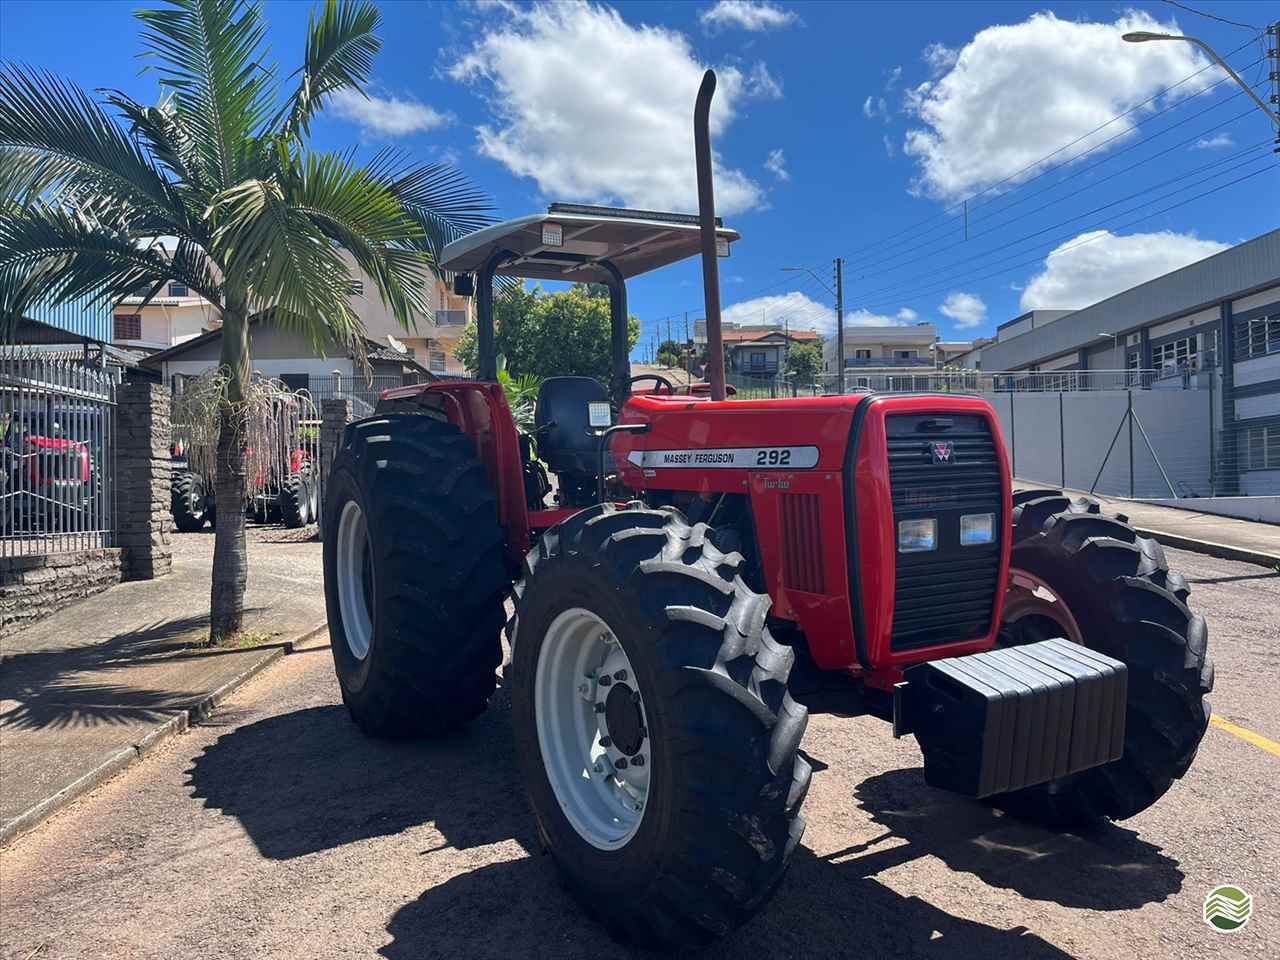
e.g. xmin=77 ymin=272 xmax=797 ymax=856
xmin=534 ymin=608 xmax=650 ymax=850
xmin=335 ymin=500 xmax=373 ymax=660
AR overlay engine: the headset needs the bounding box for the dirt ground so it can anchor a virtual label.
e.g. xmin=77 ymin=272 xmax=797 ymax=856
xmin=1 ymin=547 xmax=1276 ymax=960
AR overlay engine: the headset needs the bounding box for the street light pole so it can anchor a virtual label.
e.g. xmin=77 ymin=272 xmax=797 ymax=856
xmin=782 ymin=261 xmax=844 ymax=393
xmin=1123 ymin=28 xmax=1280 ymax=132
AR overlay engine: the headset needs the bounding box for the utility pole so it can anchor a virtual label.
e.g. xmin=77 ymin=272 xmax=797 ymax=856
xmin=835 ymin=257 xmax=845 ymax=395
xmin=1270 ymin=21 xmax=1279 ymax=153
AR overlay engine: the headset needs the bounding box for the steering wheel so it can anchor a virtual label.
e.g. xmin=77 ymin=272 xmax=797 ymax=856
xmin=628 ymin=374 xmax=675 ymax=395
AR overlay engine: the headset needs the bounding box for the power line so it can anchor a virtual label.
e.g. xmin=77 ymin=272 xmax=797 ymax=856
xmin=850 ymin=147 xmax=1275 ymax=307
xmin=851 ymin=160 xmax=1276 ymax=314
xmin=1160 ymin=0 xmax=1261 ymax=32
xmin=835 ymin=35 xmax=1261 ymax=267
xmin=843 ymin=53 xmax=1265 ymax=274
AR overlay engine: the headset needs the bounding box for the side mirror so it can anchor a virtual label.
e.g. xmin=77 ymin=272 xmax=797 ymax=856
xmin=453 ymin=273 xmax=474 ymax=297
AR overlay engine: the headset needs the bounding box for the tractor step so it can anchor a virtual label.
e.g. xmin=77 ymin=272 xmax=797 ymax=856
xmin=893 ymin=638 xmax=1127 ymax=798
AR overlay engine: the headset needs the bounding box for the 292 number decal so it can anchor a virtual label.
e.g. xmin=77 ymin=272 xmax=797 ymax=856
xmin=756 ymin=448 xmax=792 ymax=466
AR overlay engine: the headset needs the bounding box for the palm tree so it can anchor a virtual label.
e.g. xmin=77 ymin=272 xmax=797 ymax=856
xmin=0 ymin=0 xmax=494 ymax=641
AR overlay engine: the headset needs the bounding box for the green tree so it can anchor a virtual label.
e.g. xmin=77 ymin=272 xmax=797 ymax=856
xmin=655 ymin=339 xmax=684 ymax=368
xmin=0 ymin=0 xmax=494 ymax=642
xmin=785 ymin=342 xmax=822 ymax=385
xmin=455 ymin=285 xmax=640 ymax=382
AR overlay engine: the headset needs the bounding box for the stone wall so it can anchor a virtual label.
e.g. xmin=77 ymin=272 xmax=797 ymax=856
xmin=115 ymin=378 xmax=174 ymax=580
xmin=318 ymin=399 xmax=354 ymax=538
xmin=0 ymin=549 xmax=123 ymax=638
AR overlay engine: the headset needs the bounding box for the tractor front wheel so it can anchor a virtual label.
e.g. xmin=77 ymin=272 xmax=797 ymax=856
xmin=279 ymin=464 xmax=312 ymax=528
xmin=993 ymin=490 xmax=1213 ymax=826
xmin=171 ymin=470 xmax=207 ymax=532
xmin=323 ymin=413 xmax=508 ymax=737
xmin=510 ymin=504 xmax=810 ymax=948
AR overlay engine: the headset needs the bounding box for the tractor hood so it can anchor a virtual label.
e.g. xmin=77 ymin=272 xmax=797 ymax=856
xmin=439 ymin=203 xmax=740 ymax=283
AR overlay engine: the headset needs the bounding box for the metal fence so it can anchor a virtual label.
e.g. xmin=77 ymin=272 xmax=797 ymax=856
xmin=725 ymin=368 xmax=1201 ymax=398
xmin=0 ymin=349 xmax=116 ymax=556
xmin=304 ymin=374 xmax=413 ymax=419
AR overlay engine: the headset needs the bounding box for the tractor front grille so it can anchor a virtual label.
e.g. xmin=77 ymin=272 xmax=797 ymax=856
xmin=887 ymin=414 xmax=1002 ymax=652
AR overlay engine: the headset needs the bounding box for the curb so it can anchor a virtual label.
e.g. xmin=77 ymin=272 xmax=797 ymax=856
xmin=0 ymin=621 xmax=328 ymax=849
xmin=1131 ymin=527 xmax=1280 ymax=570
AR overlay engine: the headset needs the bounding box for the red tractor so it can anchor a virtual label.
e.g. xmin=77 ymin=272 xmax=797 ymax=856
xmin=322 ymin=73 xmax=1211 ymax=947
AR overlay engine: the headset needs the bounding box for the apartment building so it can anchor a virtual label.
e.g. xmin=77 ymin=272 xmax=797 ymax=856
xmin=821 ymin=323 xmax=941 ymax=374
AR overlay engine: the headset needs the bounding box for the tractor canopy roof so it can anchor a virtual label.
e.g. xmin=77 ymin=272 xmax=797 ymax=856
xmin=439 ymin=203 xmax=740 ymax=283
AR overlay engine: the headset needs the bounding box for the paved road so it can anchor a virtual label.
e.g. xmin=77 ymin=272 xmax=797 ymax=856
xmin=2 ymin=547 xmax=1276 ymax=959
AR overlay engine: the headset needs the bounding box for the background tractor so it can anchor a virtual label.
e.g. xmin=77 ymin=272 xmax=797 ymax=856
xmin=172 ymin=373 xmax=319 ymax=531
xmin=322 ymin=71 xmax=1213 ymax=948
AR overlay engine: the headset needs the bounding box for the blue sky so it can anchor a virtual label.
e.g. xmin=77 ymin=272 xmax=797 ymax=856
xmin=1 ymin=0 xmax=1276 ymax=359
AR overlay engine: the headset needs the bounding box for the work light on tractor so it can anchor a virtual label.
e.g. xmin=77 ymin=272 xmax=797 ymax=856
xmin=321 ymin=71 xmax=1213 ymax=948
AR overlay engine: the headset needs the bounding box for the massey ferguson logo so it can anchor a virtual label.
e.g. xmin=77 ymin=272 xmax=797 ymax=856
xmin=930 ymin=441 xmax=954 ymax=464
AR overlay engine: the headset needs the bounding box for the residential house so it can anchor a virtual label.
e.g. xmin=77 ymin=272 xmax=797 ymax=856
xmin=823 ymin=323 xmax=940 ymax=374
xmin=692 ymin=320 xmax=822 ymax=379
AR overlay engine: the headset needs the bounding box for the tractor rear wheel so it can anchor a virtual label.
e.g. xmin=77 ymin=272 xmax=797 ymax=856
xmin=171 ymin=470 xmax=207 ymax=532
xmin=509 ymin=504 xmax=810 ymax=948
xmin=323 ymin=413 xmax=508 ymax=737
xmin=279 ymin=464 xmax=312 ymax=528
xmin=992 ymin=489 xmax=1213 ymax=826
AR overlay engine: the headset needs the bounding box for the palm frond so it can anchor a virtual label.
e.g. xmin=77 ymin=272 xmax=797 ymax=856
xmin=206 ymin=177 xmax=361 ymax=351
xmin=135 ymin=0 xmax=278 ymax=188
xmin=100 ymin=90 xmax=209 ymax=200
xmin=289 ymin=150 xmax=433 ymax=330
xmin=0 ymin=203 xmax=221 ymax=332
xmin=367 ymin=150 xmax=497 ymax=264
xmin=0 ymin=64 xmax=189 ymax=229
xmin=280 ymin=0 xmax=381 ymax=137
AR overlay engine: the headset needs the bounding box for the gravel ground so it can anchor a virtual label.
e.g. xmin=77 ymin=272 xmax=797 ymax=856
xmin=1 ymin=547 xmax=1276 ymax=960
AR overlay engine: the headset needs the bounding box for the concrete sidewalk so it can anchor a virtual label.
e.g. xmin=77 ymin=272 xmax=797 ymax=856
xmin=0 ymin=526 xmax=328 ymax=845
xmin=1016 ymin=484 xmax=1280 ymax=567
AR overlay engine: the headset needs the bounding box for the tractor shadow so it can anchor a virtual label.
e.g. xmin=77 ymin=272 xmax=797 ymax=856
xmin=377 ymin=766 xmax=1179 ymax=960
xmin=845 ymin=766 xmax=1184 ymax=911
xmin=379 ymin=846 xmax=1076 ymax=960
xmin=185 ymin=685 xmax=537 ymax=861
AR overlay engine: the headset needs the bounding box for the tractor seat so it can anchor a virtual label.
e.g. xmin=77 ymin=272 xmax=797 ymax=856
xmin=534 ymin=376 xmax=609 ymax=476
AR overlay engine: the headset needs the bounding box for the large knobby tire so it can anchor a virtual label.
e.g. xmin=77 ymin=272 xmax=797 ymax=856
xmin=171 ymin=470 xmax=208 ymax=532
xmin=510 ymin=503 xmax=811 ymax=948
xmin=323 ymin=413 xmax=508 ymax=737
xmin=993 ymin=489 xmax=1214 ymax=826
xmin=279 ymin=464 xmax=313 ymax=528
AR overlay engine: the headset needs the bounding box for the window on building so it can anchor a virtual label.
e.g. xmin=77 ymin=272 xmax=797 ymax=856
xmin=347 ymin=280 xmax=364 ymax=297
xmin=435 ymin=309 xmax=467 ymax=326
xmin=429 ymin=351 xmax=447 ymax=373
xmin=113 ymin=313 xmax=142 ymax=340
xmin=854 ymin=348 xmax=872 ymax=360
xmin=1243 ymin=426 xmax=1280 ymax=471
xmin=1152 ymin=335 xmax=1199 ymax=373
xmin=748 ymin=350 xmax=766 ymax=367
xmin=1245 ymin=315 xmax=1280 ymax=359
xmin=168 ymin=283 xmax=188 ymax=297
xmin=895 ymin=349 xmax=917 ymax=360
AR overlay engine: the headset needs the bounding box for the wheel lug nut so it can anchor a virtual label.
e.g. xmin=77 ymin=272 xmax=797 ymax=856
xmin=615 ymin=758 xmax=628 ymax=769
xmin=598 ymin=675 xmax=612 ymax=686
xmin=613 ymin=670 xmax=627 ymax=682
xmin=631 ymin=755 xmax=644 ymax=767
xmin=599 ymin=736 xmax=612 ymax=748
xmin=594 ymin=703 xmax=605 ymax=713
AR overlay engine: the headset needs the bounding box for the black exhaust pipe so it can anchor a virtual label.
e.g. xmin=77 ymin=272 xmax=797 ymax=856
xmin=694 ymin=70 xmax=726 ymax=401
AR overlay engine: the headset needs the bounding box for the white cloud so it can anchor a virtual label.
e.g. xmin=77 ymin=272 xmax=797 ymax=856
xmin=885 ymin=65 xmax=903 ymax=90
xmin=449 ymin=3 xmax=767 ymax=215
xmin=904 ymin=11 xmax=1212 ymax=200
xmin=328 ymin=88 xmax=450 ymax=137
xmin=723 ymin=292 xmax=919 ymax=337
xmin=939 ymin=291 xmax=987 ymax=328
xmin=723 ymin=291 xmax=832 ymax=334
xmin=922 ymin=42 xmax=958 ymax=77
xmin=882 ymin=135 xmax=896 ymax=158
xmin=764 ymin=148 xmax=789 ymax=181
xmin=1194 ymin=132 xmax=1234 ymax=150
xmin=744 ymin=62 xmax=783 ymax=100
xmin=700 ymin=1 xmax=797 ymax=33
xmin=863 ymin=95 xmax=888 ymax=122
xmin=1020 ymin=229 xmax=1229 ymax=310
